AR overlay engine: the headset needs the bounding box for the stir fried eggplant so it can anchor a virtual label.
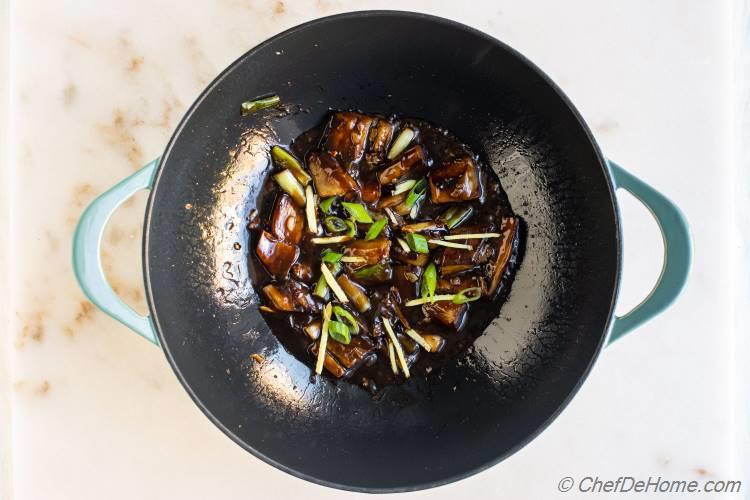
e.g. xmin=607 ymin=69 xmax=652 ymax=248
xmin=252 ymin=110 xmax=523 ymax=389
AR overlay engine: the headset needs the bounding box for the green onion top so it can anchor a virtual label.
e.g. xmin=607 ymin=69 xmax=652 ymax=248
xmin=405 ymin=178 xmax=428 ymax=208
xmin=241 ymin=95 xmax=280 ymax=116
xmin=324 ymin=216 xmax=348 ymax=233
xmin=341 ymin=202 xmax=374 ymax=223
xmin=321 ymin=249 xmax=343 ymax=263
xmin=365 ymin=218 xmax=388 ymax=240
xmin=405 ymin=233 xmax=429 ymax=254
xmin=345 ymin=219 xmax=357 ymax=237
xmin=319 ymin=196 xmax=337 ymax=214
xmin=421 ymin=262 xmax=437 ymax=301
xmin=327 ymin=320 xmax=351 ymax=344
xmin=333 ymin=306 xmax=359 ymax=336
xmin=452 ymin=287 xmax=482 ymax=304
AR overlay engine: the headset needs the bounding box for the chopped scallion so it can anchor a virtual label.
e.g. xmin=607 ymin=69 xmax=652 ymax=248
xmin=241 ymin=94 xmax=280 ymax=116
xmin=273 ymin=170 xmax=306 ymax=206
xmin=324 ymin=216 xmax=348 ymax=233
xmin=319 ymin=196 xmax=337 ymax=214
xmin=271 ymin=146 xmax=311 ymax=185
xmin=387 ymin=128 xmax=415 ymax=160
xmin=421 ymin=263 xmax=437 ymax=301
xmin=341 ymin=202 xmax=373 ymax=223
xmin=365 ymin=218 xmax=388 ymax=240
xmin=327 ymin=320 xmax=351 ymax=344
xmin=333 ymin=305 xmax=359 ymax=336
xmin=405 ymin=233 xmax=429 ymax=254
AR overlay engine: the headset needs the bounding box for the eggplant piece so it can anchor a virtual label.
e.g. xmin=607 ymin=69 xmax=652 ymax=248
xmin=437 ymin=273 xmax=485 ymax=294
xmin=392 ymin=265 xmax=423 ymax=301
xmin=422 ymin=300 xmax=467 ymax=330
xmin=262 ymin=281 xmax=317 ymax=313
xmin=255 ymin=230 xmax=299 ymax=279
xmin=486 ymin=216 xmax=519 ymax=296
xmin=291 ymin=261 xmax=314 ymax=283
xmin=343 ymin=238 xmax=391 ymax=270
xmin=360 ymin=173 xmax=381 ymax=205
xmin=270 ymin=194 xmax=304 ymax=244
xmin=308 ymin=345 xmax=347 ymax=378
xmin=428 ymin=156 xmax=482 ymax=203
xmin=326 ymin=336 xmax=375 ymax=369
xmin=377 ymin=145 xmax=426 ymax=185
xmin=365 ymin=119 xmax=395 ymax=165
xmin=377 ymin=190 xmax=407 ymax=210
xmin=336 ymin=274 xmax=371 ymax=312
xmin=307 ymin=150 xmax=358 ymax=197
xmin=392 ymin=244 xmax=430 ymax=267
xmin=401 ymin=221 xmax=446 ymax=234
xmin=324 ymin=112 xmax=374 ymax=167
xmin=436 ymin=224 xmax=496 ymax=276
xmin=421 ymin=334 xmax=446 ymax=353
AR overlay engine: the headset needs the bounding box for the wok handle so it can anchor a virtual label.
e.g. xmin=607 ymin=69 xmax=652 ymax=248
xmin=607 ymin=160 xmax=692 ymax=343
xmin=72 ymin=158 xmax=161 ymax=345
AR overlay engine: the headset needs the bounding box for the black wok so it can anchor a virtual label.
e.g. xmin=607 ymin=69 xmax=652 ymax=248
xmin=73 ymin=11 xmax=691 ymax=492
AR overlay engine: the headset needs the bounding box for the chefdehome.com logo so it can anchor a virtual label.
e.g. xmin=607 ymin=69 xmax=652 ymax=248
xmin=557 ymin=476 xmax=742 ymax=494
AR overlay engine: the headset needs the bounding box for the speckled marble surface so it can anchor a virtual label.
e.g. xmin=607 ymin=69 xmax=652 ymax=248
xmin=3 ymin=1 xmax=744 ymax=499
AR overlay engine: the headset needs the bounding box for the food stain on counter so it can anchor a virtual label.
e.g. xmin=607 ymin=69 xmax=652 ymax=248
xmin=127 ymin=56 xmax=144 ymax=73
xmin=63 ymin=83 xmax=77 ymax=106
xmin=16 ymin=309 xmax=47 ymax=348
xmin=96 ymin=109 xmax=145 ymax=168
xmin=594 ymin=120 xmax=621 ymax=135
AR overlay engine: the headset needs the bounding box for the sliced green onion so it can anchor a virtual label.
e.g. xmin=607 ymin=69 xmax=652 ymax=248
xmin=405 ymin=328 xmax=432 ymax=352
xmin=383 ymin=318 xmax=410 ymax=378
xmin=427 ymin=239 xmax=473 ymax=250
xmin=327 ymin=320 xmax=351 ymax=344
xmin=345 ymin=219 xmax=357 ymax=237
xmin=311 ymin=235 xmax=353 ymax=244
xmin=321 ymin=249 xmax=343 ymax=263
xmin=387 ymin=128 xmax=415 ymax=160
xmin=384 ymin=207 xmax=399 ymax=226
xmin=405 ymin=233 xmax=429 ymax=253
xmin=273 ymin=170 xmax=306 ymax=206
xmin=439 ymin=206 xmax=473 ymax=230
xmin=333 ymin=305 xmax=359 ymax=335
xmin=405 ymin=178 xmax=428 ymax=208
xmin=321 ymin=262 xmax=349 ymax=303
xmin=341 ymin=202 xmax=373 ymax=223
xmin=404 ymin=294 xmax=457 ymax=307
xmin=409 ymin=203 xmax=419 ymax=219
xmin=319 ymin=196 xmax=337 ymax=214
xmin=387 ymin=341 xmax=398 ymax=374
xmin=305 ymin=185 xmax=318 ymax=234
xmin=315 ymin=303 xmax=332 ymax=374
xmin=396 ymin=237 xmax=411 ymax=252
xmin=392 ymin=179 xmax=417 ymax=195
xmin=353 ymin=263 xmax=390 ymax=281
xmin=271 ymin=146 xmax=311 ymax=185
xmin=324 ymin=216 xmax=348 ymax=233
xmin=314 ymin=262 xmax=341 ymax=298
xmin=452 ymin=287 xmax=483 ymax=304
xmin=241 ymin=94 xmax=280 ymax=116
xmin=421 ymin=263 xmax=437 ymax=301
xmin=365 ymin=218 xmax=388 ymax=240
xmin=444 ymin=232 xmax=501 ymax=240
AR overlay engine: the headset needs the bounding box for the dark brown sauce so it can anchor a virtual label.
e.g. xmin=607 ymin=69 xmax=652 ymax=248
xmin=249 ymin=112 xmax=524 ymax=392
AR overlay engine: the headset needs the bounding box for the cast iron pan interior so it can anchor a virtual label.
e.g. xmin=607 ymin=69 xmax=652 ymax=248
xmin=144 ymin=11 xmax=620 ymax=492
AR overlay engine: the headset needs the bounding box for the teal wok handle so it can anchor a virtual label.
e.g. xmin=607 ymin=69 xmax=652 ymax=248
xmin=607 ymin=160 xmax=692 ymax=344
xmin=72 ymin=158 xmax=161 ymax=345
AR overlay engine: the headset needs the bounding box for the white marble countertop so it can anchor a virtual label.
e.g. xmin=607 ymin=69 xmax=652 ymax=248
xmin=3 ymin=1 xmax=746 ymax=499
